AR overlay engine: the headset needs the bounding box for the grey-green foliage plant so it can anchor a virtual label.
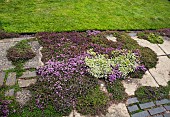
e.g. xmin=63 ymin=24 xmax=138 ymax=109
xmin=85 ymin=49 xmax=138 ymax=80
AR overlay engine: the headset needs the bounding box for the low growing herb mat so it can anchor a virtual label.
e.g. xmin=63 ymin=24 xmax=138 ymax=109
xmin=0 ymin=31 xmax=159 ymax=116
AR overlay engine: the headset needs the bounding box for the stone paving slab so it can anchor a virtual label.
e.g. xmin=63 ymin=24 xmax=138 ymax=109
xmin=139 ymin=101 xmax=155 ymax=109
xmin=0 ymin=71 xmax=5 ymax=86
xmin=107 ymin=103 xmax=130 ymax=117
xmin=148 ymin=107 xmax=166 ymax=115
xmin=19 ymin=71 xmax=36 ymax=78
xmin=164 ymin=105 xmax=170 ymax=111
xmin=122 ymin=71 xmax=159 ymax=96
xmin=24 ymin=41 xmax=44 ymax=69
xmin=127 ymin=105 xmax=139 ymax=112
xmin=127 ymin=97 xmax=139 ymax=105
xmin=18 ymin=78 xmax=37 ymax=87
xmin=131 ymin=36 xmax=165 ymax=56
xmin=5 ymin=89 xmax=14 ymax=97
xmin=106 ymin=35 xmax=117 ymax=42
xmin=65 ymin=103 xmax=130 ymax=117
xmin=158 ymin=37 xmax=170 ymax=55
xmin=149 ymin=56 xmax=170 ymax=86
xmin=128 ymin=32 xmax=137 ymax=37
xmin=0 ymin=37 xmax=35 ymax=43
xmin=6 ymin=72 xmax=16 ymax=86
xmin=154 ymin=115 xmax=163 ymax=117
xmin=131 ymin=111 xmax=150 ymax=117
xmin=0 ymin=42 xmax=17 ymax=70
xmin=164 ymin=113 xmax=170 ymax=117
xmin=156 ymin=99 xmax=170 ymax=106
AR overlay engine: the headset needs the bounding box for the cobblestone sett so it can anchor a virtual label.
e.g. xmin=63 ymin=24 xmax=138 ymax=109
xmin=156 ymin=99 xmax=170 ymax=105
xmin=148 ymin=107 xmax=166 ymax=115
xmin=127 ymin=105 xmax=139 ymax=112
xmin=139 ymin=101 xmax=155 ymax=109
xmin=127 ymin=97 xmax=139 ymax=105
xmin=164 ymin=113 xmax=170 ymax=117
xmin=164 ymin=105 xmax=170 ymax=111
xmin=153 ymin=115 xmax=163 ymax=117
xmin=0 ymin=72 xmax=5 ymax=86
xmin=131 ymin=111 xmax=150 ymax=117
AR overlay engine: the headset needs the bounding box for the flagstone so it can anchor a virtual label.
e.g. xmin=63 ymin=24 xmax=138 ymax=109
xmin=18 ymin=78 xmax=37 ymax=88
xmin=24 ymin=41 xmax=44 ymax=69
xmin=131 ymin=37 xmax=165 ymax=56
xmin=122 ymin=71 xmax=158 ymax=96
xmin=149 ymin=56 xmax=170 ymax=86
xmin=158 ymin=37 xmax=170 ymax=55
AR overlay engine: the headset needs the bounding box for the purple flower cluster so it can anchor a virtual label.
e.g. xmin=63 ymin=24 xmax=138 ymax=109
xmin=0 ymin=100 xmax=10 ymax=117
xmin=86 ymin=30 xmax=101 ymax=36
xmin=37 ymin=53 xmax=88 ymax=78
xmin=109 ymin=65 xmax=122 ymax=82
xmin=135 ymin=65 xmax=147 ymax=71
xmin=35 ymin=52 xmax=99 ymax=114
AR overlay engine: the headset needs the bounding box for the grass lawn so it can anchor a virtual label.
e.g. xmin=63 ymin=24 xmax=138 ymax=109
xmin=0 ymin=0 xmax=170 ymax=33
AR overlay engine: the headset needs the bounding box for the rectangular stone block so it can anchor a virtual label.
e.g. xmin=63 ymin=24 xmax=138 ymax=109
xmin=164 ymin=105 xmax=170 ymax=111
xmin=164 ymin=113 xmax=170 ymax=117
xmin=6 ymin=72 xmax=16 ymax=86
xmin=127 ymin=97 xmax=139 ymax=105
xmin=0 ymin=72 xmax=5 ymax=86
xmin=139 ymin=102 xmax=155 ymax=109
xmin=127 ymin=105 xmax=139 ymax=112
xmin=156 ymin=99 xmax=170 ymax=105
xmin=148 ymin=107 xmax=166 ymax=115
xmin=131 ymin=111 xmax=150 ymax=117
xmin=154 ymin=115 xmax=163 ymax=117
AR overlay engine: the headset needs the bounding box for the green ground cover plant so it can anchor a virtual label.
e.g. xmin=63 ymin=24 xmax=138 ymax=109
xmin=0 ymin=30 xmax=19 ymax=39
xmin=6 ymin=39 xmax=36 ymax=77
xmin=135 ymin=81 xmax=170 ymax=103
xmin=0 ymin=0 xmax=170 ymax=32
xmin=106 ymin=80 xmax=127 ymax=101
xmin=0 ymin=31 xmax=159 ymax=116
xmin=76 ymin=86 xmax=109 ymax=115
xmin=7 ymin=40 xmax=35 ymax=62
xmin=137 ymin=32 xmax=164 ymax=44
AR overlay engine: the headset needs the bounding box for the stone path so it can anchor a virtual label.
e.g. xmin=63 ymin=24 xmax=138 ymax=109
xmin=126 ymin=32 xmax=170 ymax=88
xmin=0 ymin=33 xmax=170 ymax=117
xmin=0 ymin=37 xmax=43 ymax=105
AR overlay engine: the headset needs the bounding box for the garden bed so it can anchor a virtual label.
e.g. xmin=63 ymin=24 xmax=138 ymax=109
xmin=1 ymin=30 xmax=170 ymax=117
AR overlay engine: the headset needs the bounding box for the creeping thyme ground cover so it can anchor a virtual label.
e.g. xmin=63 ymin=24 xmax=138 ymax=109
xmin=0 ymin=31 xmax=159 ymax=116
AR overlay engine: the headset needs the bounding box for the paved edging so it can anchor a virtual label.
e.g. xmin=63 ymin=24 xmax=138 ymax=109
xmin=126 ymin=97 xmax=170 ymax=117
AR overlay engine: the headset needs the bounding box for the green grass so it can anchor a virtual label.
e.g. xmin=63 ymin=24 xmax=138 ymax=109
xmin=0 ymin=0 xmax=170 ymax=33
